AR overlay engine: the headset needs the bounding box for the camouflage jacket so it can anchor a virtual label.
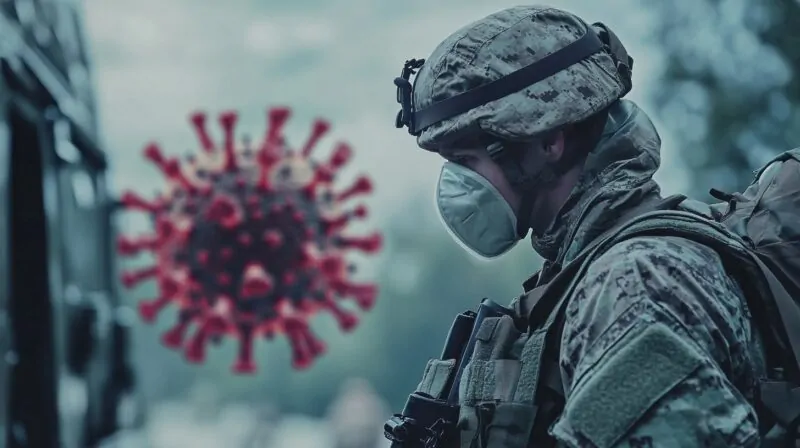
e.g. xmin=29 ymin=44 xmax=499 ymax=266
xmin=530 ymin=100 xmax=767 ymax=447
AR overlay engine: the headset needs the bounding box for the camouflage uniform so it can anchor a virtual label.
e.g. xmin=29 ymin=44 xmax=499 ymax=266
xmin=408 ymin=5 xmax=769 ymax=447
xmin=544 ymin=100 xmax=768 ymax=447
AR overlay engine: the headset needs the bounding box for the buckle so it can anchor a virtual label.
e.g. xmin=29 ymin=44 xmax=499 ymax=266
xmin=393 ymin=58 xmax=425 ymax=134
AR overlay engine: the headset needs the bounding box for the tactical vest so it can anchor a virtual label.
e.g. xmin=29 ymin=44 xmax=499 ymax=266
xmin=411 ymin=196 xmax=685 ymax=448
xmin=411 ymin=149 xmax=800 ymax=447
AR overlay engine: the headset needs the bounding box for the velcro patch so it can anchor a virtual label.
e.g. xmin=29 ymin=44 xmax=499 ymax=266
xmin=564 ymin=323 xmax=703 ymax=448
xmin=416 ymin=358 xmax=456 ymax=399
xmin=460 ymin=359 xmax=521 ymax=405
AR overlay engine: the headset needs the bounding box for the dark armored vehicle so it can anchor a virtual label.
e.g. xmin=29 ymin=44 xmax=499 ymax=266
xmin=0 ymin=1 xmax=140 ymax=447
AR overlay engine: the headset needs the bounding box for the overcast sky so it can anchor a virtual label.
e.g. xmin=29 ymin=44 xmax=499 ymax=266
xmin=80 ymin=0 xmax=689 ymax=265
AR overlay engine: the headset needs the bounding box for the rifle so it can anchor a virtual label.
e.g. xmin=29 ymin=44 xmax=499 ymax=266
xmin=384 ymin=298 xmax=514 ymax=447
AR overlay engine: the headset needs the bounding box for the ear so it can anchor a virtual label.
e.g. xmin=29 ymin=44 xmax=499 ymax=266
xmin=540 ymin=130 xmax=566 ymax=163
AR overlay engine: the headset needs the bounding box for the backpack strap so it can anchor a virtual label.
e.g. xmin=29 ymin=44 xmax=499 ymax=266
xmin=753 ymin=259 xmax=800 ymax=444
xmin=517 ymin=194 xmax=687 ymax=323
xmin=588 ymin=209 xmax=800 ymax=445
xmin=601 ymin=210 xmax=800 ymax=377
xmin=518 ymin=204 xmax=800 ymax=446
xmin=748 ymin=255 xmax=800 ymax=377
xmin=507 ymin=196 xmax=687 ymax=445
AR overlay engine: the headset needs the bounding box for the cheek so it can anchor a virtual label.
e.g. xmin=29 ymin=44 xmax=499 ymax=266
xmin=474 ymin=160 xmax=521 ymax=214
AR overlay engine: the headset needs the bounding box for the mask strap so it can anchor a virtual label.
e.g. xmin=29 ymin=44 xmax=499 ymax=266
xmin=514 ymin=165 xmax=559 ymax=238
xmin=515 ymin=194 xmax=537 ymax=238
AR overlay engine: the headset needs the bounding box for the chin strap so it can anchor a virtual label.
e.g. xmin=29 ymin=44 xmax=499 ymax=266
xmin=516 ymin=195 xmax=538 ymax=238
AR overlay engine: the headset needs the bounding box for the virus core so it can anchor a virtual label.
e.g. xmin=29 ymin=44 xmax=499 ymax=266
xmin=117 ymin=107 xmax=382 ymax=373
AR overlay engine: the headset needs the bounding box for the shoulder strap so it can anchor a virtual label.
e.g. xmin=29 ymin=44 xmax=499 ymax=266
xmin=593 ymin=209 xmax=800 ymax=444
xmin=511 ymin=196 xmax=687 ymax=422
xmin=517 ymin=194 xmax=686 ymax=325
xmin=517 ymin=206 xmax=734 ymax=403
xmin=519 ymin=204 xmax=800 ymax=445
xmin=605 ymin=209 xmax=800 ymax=378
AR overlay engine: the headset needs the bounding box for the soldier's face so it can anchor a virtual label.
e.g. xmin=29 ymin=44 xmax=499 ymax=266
xmin=438 ymin=132 xmax=575 ymax=235
xmin=438 ymin=145 xmax=522 ymax=217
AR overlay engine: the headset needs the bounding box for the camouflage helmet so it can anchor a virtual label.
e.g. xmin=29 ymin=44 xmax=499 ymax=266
xmin=393 ymin=6 xmax=633 ymax=151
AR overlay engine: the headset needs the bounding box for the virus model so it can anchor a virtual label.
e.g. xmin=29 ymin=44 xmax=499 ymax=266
xmin=116 ymin=107 xmax=382 ymax=373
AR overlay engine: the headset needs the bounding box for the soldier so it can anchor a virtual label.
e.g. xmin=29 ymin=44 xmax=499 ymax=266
xmin=391 ymin=5 xmax=768 ymax=447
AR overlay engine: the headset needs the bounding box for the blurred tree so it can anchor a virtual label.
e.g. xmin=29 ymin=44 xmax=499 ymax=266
xmin=649 ymin=0 xmax=800 ymax=197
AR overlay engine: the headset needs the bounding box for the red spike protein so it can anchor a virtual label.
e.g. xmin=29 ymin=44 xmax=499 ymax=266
xmin=117 ymin=107 xmax=382 ymax=373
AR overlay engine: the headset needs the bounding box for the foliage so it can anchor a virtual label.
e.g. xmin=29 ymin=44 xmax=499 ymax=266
xmin=649 ymin=0 xmax=800 ymax=197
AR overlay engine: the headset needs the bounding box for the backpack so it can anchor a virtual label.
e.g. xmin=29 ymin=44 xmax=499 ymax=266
xmin=508 ymin=148 xmax=800 ymax=447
